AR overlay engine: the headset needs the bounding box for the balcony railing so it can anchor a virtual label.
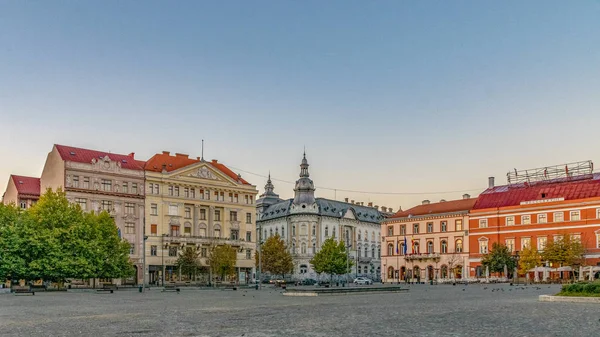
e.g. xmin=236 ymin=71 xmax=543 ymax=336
xmin=404 ymin=253 xmax=441 ymax=261
xmin=156 ymin=234 xmax=253 ymax=247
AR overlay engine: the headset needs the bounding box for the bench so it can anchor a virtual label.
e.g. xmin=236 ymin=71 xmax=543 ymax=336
xmin=14 ymin=287 xmax=35 ymax=296
xmin=97 ymin=284 xmax=117 ymax=294
xmin=162 ymin=285 xmax=180 ymax=293
xmin=222 ymin=283 xmax=237 ymax=291
xmin=31 ymin=285 xmax=47 ymax=292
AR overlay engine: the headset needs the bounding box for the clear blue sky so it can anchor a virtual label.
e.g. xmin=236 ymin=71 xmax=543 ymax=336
xmin=1 ymin=1 xmax=600 ymax=210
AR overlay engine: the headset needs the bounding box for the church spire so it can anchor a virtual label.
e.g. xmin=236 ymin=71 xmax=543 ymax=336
xmin=300 ymin=150 xmax=310 ymax=178
xmin=264 ymin=171 xmax=275 ymax=194
xmin=293 ymin=152 xmax=316 ymax=206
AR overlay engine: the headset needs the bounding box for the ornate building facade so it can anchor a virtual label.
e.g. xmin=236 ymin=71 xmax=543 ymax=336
xmin=381 ymin=196 xmax=476 ymax=283
xmin=256 ymin=154 xmax=384 ymax=281
xmin=2 ymin=175 xmax=40 ymax=209
xmin=40 ymin=144 xmax=146 ymax=285
xmin=144 ymin=151 xmax=258 ymax=285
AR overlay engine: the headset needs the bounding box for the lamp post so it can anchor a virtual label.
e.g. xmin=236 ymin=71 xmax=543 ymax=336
xmin=513 ymin=251 xmax=520 ymax=285
xmin=161 ymin=233 xmax=167 ymax=287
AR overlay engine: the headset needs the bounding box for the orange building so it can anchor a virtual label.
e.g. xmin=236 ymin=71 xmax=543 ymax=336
xmin=469 ymin=162 xmax=600 ymax=279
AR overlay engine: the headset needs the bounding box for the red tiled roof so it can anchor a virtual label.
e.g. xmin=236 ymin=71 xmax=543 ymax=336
xmin=389 ymin=198 xmax=477 ymax=219
xmin=55 ymin=144 xmax=145 ymax=170
xmin=11 ymin=175 xmax=40 ymax=196
xmin=144 ymin=152 xmax=251 ymax=185
xmin=473 ymin=173 xmax=600 ymax=210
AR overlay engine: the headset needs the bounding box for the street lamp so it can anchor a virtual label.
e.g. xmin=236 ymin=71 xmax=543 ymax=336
xmin=513 ymin=251 xmax=520 ymax=285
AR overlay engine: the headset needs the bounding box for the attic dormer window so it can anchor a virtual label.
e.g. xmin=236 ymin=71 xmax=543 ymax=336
xmin=70 ymin=152 xmax=75 ymax=156
xmin=541 ymin=193 xmax=546 ymax=198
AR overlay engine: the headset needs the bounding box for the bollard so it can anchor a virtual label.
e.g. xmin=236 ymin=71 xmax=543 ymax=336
xmin=139 ymin=286 xmax=143 ymax=293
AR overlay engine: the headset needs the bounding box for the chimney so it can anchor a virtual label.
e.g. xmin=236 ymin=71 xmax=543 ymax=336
xmin=488 ymin=176 xmax=495 ymax=188
xmin=351 ymin=200 xmax=355 ymax=204
xmin=440 ymin=199 xmax=446 ymax=202
xmin=463 ymin=193 xmax=470 ymax=199
xmin=368 ymin=202 xmax=373 ymax=207
xmin=422 ymin=200 xmax=430 ymax=205
xmin=162 ymin=151 xmax=170 ymax=155
xmin=381 ymin=206 xmax=387 ymax=212
xmin=196 ymin=157 xmax=201 ymax=160
xmin=175 ymin=153 xmax=189 ymax=158
xmin=360 ymin=202 xmax=364 ymax=206
xmin=128 ymin=152 xmax=135 ymax=158
xmin=374 ymin=205 xmax=379 ymax=210
xmin=388 ymin=208 xmax=393 ymax=213
xmin=344 ymin=198 xmax=349 ymax=203
xmin=398 ymin=206 xmax=402 ymax=211
xmin=212 ymin=159 xmax=218 ymax=163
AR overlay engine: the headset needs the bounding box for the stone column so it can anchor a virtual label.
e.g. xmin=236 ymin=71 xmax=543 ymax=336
xmin=208 ymin=205 xmax=214 ymax=236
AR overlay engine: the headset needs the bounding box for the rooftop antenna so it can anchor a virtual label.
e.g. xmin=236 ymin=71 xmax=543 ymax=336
xmin=201 ymin=139 xmax=204 ymax=162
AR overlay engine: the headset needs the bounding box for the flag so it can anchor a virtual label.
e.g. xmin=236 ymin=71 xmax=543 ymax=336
xmin=396 ymin=240 xmax=399 ymax=254
xmin=411 ymin=236 xmax=415 ymax=254
xmin=403 ymin=236 xmax=407 ymax=255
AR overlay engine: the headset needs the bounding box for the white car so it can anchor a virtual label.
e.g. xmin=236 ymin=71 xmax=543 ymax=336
xmin=353 ymin=277 xmax=373 ymax=285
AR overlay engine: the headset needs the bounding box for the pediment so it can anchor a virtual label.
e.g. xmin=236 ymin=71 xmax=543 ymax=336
xmin=174 ymin=164 xmax=230 ymax=183
xmin=343 ymin=208 xmax=357 ymax=220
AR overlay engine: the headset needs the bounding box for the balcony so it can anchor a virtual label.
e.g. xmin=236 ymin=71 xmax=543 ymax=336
xmin=404 ymin=253 xmax=441 ymax=261
xmin=158 ymin=234 xmax=252 ymax=248
xmin=358 ymin=257 xmax=372 ymax=263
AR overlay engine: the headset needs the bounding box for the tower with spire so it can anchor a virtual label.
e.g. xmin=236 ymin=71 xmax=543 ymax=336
xmin=290 ymin=151 xmax=318 ymax=213
xmin=256 ymin=172 xmax=283 ymax=216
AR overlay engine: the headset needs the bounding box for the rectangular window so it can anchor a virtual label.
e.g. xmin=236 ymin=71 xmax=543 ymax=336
xmin=400 ymin=225 xmax=406 ymax=235
xmin=506 ymin=216 xmax=515 ymax=226
xmin=554 ymin=212 xmax=564 ymax=222
xmin=151 ymin=224 xmax=157 ymax=234
xmin=538 ymin=213 xmax=547 ymax=224
xmin=505 ymin=238 xmax=515 ymax=252
xmin=201 ymin=248 xmax=208 ymax=257
xmin=169 ymin=186 xmax=173 ymax=196
xmin=122 ymin=182 xmax=128 ymax=194
xmin=72 ymin=176 xmax=79 ymax=188
xmin=184 ymin=188 xmax=189 ymax=198
xmin=312 ymin=225 xmax=316 ymax=236
xmin=249 ymin=196 xmax=253 ymax=204
xmin=245 ymin=195 xmax=249 ymax=204
xmin=231 ymin=229 xmax=239 ymax=240
xmin=125 ymin=222 xmax=135 ymax=234
xmin=171 ymin=225 xmax=180 ymax=236
xmin=205 ymin=190 xmax=210 ymax=200
xmin=149 ymin=183 xmax=153 ymax=194
xmin=597 ymin=234 xmax=600 ymax=249
xmin=522 ymin=215 xmax=531 ymax=225
xmin=572 ymin=233 xmax=581 ymax=242
xmin=125 ymin=202 xmax=135 ymax=215
xmin=230 ymin=211 xmax=238 ymax=221
xmin=479 ymin=240 xmax=488 ymax=254
xmin=151 ymin=203 xmax=158 ymax=216
xmin=20 ymin=201 xmax=26 ymax=209
xmin=190 ymin=188 xmax=195 ymax=199
xmin=169 ymin=205 xmax=178 ymax=216
xmin=246 ymin=249 xmax=251 ymax=260
xmin=220 ymin=192 xmax=225 ymax=201
xmin=597 ymin=208 xmax=600 ymax=219
xmin=132 ymin=183 xmax=138 ymax=194
xmin=150 ymin=245 xmax=157 ymax=256
xmin=155 ymin=184 xmax=160 ymax=195
xmin=101 ymin=200 xmax=112 ymax=211
xmin=234 ymin=194 xmax=239 ymax=203
xmin=455 ymin=219 xmax=463 ymax=231
xmin=101 ymin=179 xmax=112 ymax=192
xmin=246 ymin=213 xmax=252 ymax=224
xmin=184 ymin=226 xmax=191 ymax=234
xmin=521 ymin=237 xmax=531 ymax=249
xmin=75 ymin=198 xmax=87 ymax=210
xmin=83 ymin=177 xmax=89 ymax=189
xmin=441 ymin=221 xmax=447 ymax=232
xmin=387 ymin=226 xmax=394 ymax=236
xmin=537 ymin=237 xmax=547 ymax=251
xmin=200 ymin=209 xmax=206 ymax=220
xmin=129 ymin=243 xmax=135 ymax=255
xmin=246 ymin=231 xmax=252 ymax=242
xmin=174 ymin=186 xmax=179 ymax=196
xmin=215 ymin=210 xmax=221 ymax=221
xmin=229 ymin=193 xmax=233 ymax=202
xmin=427 ymin=222 xmax=433 ymax=233
xmin=168 ymin=246 xmax=178 ymax=257
xmin=479 ymin=219 xmax=488 ymax=228
xmin=413 ymin=223 xmax=419 ymax=234
xmin=570 ymin=210 xmax=580 ymax=221
xmin=185 ymin=207 xmax=191 ymax=219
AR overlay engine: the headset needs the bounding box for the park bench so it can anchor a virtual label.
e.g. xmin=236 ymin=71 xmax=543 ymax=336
xmin=162 ymin=285 xmax=180 ymax=293
xmin=221 ymin=282 xmax=237 ymax=291
xmin=97 ymin=284 xmax=117 ymax=294
xmin=13 ymin=286 xmax=35 ymax=296
xmin=31 ymin=284 xmax=47 ymax=292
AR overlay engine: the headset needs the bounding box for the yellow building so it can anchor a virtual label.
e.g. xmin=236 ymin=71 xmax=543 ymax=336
xmin=144 ymin=151 xmax=258 ymax=286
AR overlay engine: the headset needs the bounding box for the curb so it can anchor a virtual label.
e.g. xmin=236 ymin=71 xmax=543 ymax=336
xmin=539 ymin=295 xmax=600 ymax=303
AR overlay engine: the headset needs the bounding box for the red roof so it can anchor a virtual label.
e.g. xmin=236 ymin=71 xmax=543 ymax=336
xmin=55 ymin=144 xmax=145 ymax=170
xmin=473 ymin=173 xmax=600 ymax=209
xmin=11 ymin=175 xmax=40 ymax=197
xmin=389 ymin=198 xmax=477 ymax=219
xmin=144 ymin=152 xmax=251 ymax=185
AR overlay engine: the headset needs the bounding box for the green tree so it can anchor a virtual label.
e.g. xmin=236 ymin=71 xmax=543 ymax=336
xmin=208 ymin=244 xmax=237 ymax=281
xmin=255 ymin=234 xmax=293 ymax=279
xmin=541 ymin=235 xmax=585 ymax=267
xmin=176 ymin=246 xmax=202 ymax=280
xmin=518 ymin=244 xmax=541 ymax=275
xmin=481 ymin=242 xmax=516 ymax=276
xmin=309 ymin=237 xmax=353 ymax=282
xmin=0 ymin=203 xmax=27 ymax=281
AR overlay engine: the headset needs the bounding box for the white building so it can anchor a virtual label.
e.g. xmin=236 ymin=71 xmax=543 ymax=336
xmin=256 ymin=153 xmax=384 ymax=281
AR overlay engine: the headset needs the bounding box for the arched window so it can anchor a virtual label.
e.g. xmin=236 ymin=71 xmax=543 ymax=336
xmin=358 ymin=266 xmax=362 ymax=274
xmin=332 ymin=226 xmax=336 ymax=238
xmin=414 ymin=241 xmax=420 ymax=254
xmin=312 ymin=242 xmax=316 ymax=254
xmin=292 ymin=241 xmax=296 ymax=253
xmin=214 ymin=225 xmax=221 ymax=238
xmin=269 ymin=228 xmax=273 ymax=237
xmin=427 ymin=241 xmax=434 ymax=254
xmin=387 ymin=266 xmax=394 ymax=279
xmin=400 ymin=243 xmax=406 ymax=255
xmin=364 ymin=246 xmax=368 ymax=258
xmin=358 ymin=231 xmax=362 ymax=241
xmin=387 ymin=243 xmax=394 ymax=256
xmin=365 ymin=231 xmax=368 ymax=241
xmin=292 ymin=225 xmax=296 ymax=236
xmin=371 ymin=231 xmax=375 ymax=241
xmin=263 ymin=229 xmax=267 ymax=240
xmin=372 ymin=247 xmax=375 ymax=258
xmin=377 ymin=246 xmax=381 ymax=258
xmin=301 ymin=242 xmax=307 ymax=254
xmin=198 ymin=223 xmax=207 ymax=237
xmin=441 ymin=240 xmax=448 ymax=254
xmin=281 ymin=226 xmax=285 ymax=237
xmin=325 ymin=226 xmax=329 ymax=237
xmin=441 ymin=265 xmax=448 ymax=279
xmin=300 ymin=264 xmax=308 ymax=274
xmin=275 ymin=227 xmax=279 ymax=236
xmin=456 ymin=239 xmax=463 ymax=253
xmin=413 ymin=266 xmax=421 ymax=280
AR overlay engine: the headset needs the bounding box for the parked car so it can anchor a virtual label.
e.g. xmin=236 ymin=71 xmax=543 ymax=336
xmin=353 ymin=277 xmax=373 ymax=285
xmin=301 ymin=278 xmax=317 ymax=286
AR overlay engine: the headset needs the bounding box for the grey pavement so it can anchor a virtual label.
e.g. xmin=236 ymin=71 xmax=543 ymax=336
xmin=0 ymin=283 xmax=598 ymax=337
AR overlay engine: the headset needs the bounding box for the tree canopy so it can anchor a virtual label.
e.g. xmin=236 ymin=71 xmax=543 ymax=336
xmin=541 ymin=235 xmax=585 ymax=267
xmin=255 ymin=234 xmax=293 ymax=278
xmin=208 ymin=244 xmax=237 ymax=280
xmin=310 ymin=237 xmax=353 ymax=280
xmin=0 ymin=189 xmax=133 ymax=283
xmin=518 ymin=244 xmax=540 ymax=275
xmin=481 ymin=242 xmax=516 ymax=275
xmin=176 ymin=246 xmax=202 ymax=279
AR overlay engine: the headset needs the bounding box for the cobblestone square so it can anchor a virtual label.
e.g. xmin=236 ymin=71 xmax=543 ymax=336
xmin=0 ymin=284 xmax=598 ymax=337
